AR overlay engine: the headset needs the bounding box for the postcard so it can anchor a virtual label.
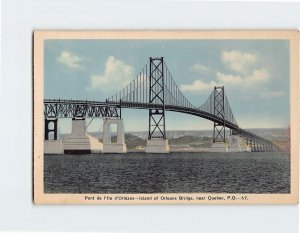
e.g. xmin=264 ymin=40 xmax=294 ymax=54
xmin=33 ymin=31 xmax=299 ymax=204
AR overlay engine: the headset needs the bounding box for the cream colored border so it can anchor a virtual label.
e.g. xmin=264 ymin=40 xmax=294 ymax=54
xmin=34 ymin=30 xmax=299 ymax=204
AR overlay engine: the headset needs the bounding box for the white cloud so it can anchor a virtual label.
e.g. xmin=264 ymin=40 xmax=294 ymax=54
xmin=180 ymin=80 xmax=218 ymax=92
xmin=181 ymin=68 xmax=270 ymax=93
xmin=247 ymin=69 xmax=270 ymax=84
xmin=57 ymin=51 xmax=84 ymax=69
xmin=222 ymin=50 xmax=257 ymax=73
xmin=259 ymin=91 xmax=285 ymax=99
xmin=89 ymin=56 xmax=134 ymax=92
xmin=190 ymin=63 xmax=210 ymax=73
xmin=216 ymin=73 xmax=243 ymax=86
xmin=217 ymin=68 xmax=270 ymax=87
xmin=181 ymin=50 xmax=269 ymax=93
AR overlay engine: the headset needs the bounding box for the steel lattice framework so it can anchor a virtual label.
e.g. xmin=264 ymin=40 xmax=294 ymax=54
xmin=213 ymin=87 xmax=226 ymax=143
xmin=44 ymin=57 xmax=281 ymax=152
xmin=44 ymin=99 xmax=121 ymax=119
xmin=148 ymin=57 xmax=166 ymax=139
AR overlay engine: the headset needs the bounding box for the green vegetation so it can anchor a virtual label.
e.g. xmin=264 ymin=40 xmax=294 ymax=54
xmin=110 ymin=134 xmax=147 ymax=149
xmin=169 ymin=135 xmax=212 ymax=148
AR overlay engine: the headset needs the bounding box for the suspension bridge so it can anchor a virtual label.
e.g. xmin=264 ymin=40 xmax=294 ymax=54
xmin=44 ymin=57 xmax=280 ymax=154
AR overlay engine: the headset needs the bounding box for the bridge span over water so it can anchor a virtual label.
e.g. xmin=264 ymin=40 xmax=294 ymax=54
xmin=44 ymin=57 xmax=280 ymax=153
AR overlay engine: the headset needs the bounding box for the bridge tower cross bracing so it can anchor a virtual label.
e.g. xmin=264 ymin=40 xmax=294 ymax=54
xmin=213 ymin=86 xmax=226 ymax=143
xmin=148 ymin=57 xmax=166 ymax=140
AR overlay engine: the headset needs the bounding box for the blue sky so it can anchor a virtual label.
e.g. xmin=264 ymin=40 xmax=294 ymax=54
xmin=44 ymin=39 xmax=290 ymax=133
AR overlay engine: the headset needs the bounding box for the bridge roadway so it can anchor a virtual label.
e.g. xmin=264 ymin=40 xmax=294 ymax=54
xmin=44 ymin=99 xmax=276 ymax=148
xmin=117 ymin=101 xmax=274 ymax=147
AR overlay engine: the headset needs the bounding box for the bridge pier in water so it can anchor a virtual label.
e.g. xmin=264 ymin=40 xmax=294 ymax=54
xmin=63 ymin=118 xmax=92 ymax=154
xmin=228 ymin=135 xmax=251 ymax=152
xmin=145 ymin=139 xmax=170 ymax=153
xmin=102 ymin=118 xmax=127 ymax=153
xmin=211 ymin=142 xmax=228 ymax=152
xmin=44 ymin=118 xmax=104 ymax=154
xmin=44 ymin=118 xmax=63 ymax=154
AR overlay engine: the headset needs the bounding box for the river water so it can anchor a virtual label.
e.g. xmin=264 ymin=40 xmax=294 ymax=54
xmin=44 ymin=152 xmax=290 ymax=194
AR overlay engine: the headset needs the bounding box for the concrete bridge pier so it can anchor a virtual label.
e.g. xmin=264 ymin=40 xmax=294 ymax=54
xmin=145 ymin=139 xmax=170 ymax=153
xmin=251 ymin=141 xmax=256 ymax=152
xmin=63 ymin=118 xmax=91 ymax=154
xmin=210 ymin=142 xmax=228 ymax=152
xmin=257 ymin=143 xmax=262 ymax=152
xmin=102 ymin=118 xmax=127 ymax=153
xmin=228 ymin=135 xmax=241 ymax=152
xmin=228 ymin=135 xmax=251 ymax=152
xmin=44 ymin=118 xmax=63 ymax=154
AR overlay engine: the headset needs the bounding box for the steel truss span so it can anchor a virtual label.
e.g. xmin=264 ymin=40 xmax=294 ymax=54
xmin=44 ymin=99 xmax=121 ymax=119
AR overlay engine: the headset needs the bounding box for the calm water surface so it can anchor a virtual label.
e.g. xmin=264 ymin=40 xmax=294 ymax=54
xmin=44 ymin=152 xmax=290 ymax=194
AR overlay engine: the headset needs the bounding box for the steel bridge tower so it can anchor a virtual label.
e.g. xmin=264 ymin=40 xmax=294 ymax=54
xmin=145 ymin=57 xmax=170 ymax=153
xmin=148 ymin=57 xmax=166 ymax=140
xmin=213 ymin=86 xmax=226 ymax=143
